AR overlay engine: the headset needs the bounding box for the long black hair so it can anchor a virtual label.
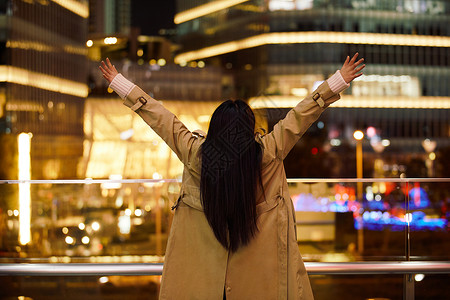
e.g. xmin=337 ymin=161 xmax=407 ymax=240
xmin=200 ymin=99 xmax=263 ymax=252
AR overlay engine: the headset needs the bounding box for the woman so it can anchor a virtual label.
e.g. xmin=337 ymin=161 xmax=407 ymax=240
xmin=100 ymin=54 xmax=364 ymax=300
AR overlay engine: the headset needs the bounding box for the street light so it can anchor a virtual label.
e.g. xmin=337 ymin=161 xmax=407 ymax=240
xmin=353 ymin=130 xmax=364 ymax=182
xmin=353 ymin=130 xmax=364 ymax=254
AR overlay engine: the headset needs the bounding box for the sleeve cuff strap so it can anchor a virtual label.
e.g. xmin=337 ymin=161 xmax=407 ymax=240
xmin=109 ymin=73 xmax=136 ymax=99
xmin=326 ymin=70 xmax=350 ymax=94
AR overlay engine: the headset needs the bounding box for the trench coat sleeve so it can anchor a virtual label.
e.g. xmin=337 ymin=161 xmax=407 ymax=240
xmin=262 ymin=81 xmax=340 ymax=160
xmin=122 ymin=85 xmax=203 ymax=166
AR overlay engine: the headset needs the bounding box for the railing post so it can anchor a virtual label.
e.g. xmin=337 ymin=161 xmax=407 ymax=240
xmin=403 ymin=274 xmax=414 ymax=300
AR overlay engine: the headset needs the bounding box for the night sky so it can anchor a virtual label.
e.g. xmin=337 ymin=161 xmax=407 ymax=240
xmin=131 ymin=0 xmax=176 ymax=35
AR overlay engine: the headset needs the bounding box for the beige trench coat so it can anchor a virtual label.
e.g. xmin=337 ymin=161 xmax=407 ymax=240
xmin=122 ymin=81 xmax=341 ymax=300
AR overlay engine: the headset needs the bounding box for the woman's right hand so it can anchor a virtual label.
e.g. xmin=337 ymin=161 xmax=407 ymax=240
xmin=99 ymin=58 xmax=119 ymax=84
xmin=340 ymin=53 xmax=365 ymax=84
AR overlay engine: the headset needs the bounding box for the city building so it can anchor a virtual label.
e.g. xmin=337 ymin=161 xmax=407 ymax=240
xmin=83 ymin=0 xmax=226 ymax=180
xmin=174 ymin=0 xmax=450 ymax=178
xmin=0 ymin=0 xmax=89 ymax=180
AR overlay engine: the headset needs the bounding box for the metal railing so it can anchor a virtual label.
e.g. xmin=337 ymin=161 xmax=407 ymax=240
xmin=0 ymin=261 xmax=449 ymax=276
xmin=0 ymin=261 xmax=449 ymax=300
xmin=1 ymin=177 xmax=449 ymax=184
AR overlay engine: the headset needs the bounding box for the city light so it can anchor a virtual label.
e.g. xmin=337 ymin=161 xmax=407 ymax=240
xmin=330 ymin=139 xmax=341 ymax=146
xmin=18 ymin=133 xmax=32 ymax=246
xmin=415 ymin=274 xmax=425 ymax=282
xmin=248 ymin=95 xmax=450 ymax=109
xmin=366 ymin=126 xmax=376 ymax=138
xmin=104 ymin=37 xmax=118 ymax=45
xmin=78 ymin=223 xmax=86 ymax=230
xmin=157 ymin=59 xmax=166 ymax=66
xmin=86 ymin=40 xmax=93 ymax=47
xmin=99 ymin=276 xmax=109 ymax=284
xmin=118 ymin=215 xmax=131 ymax=234
xmin=381 ymin=139 xmax=390 ymax=147
xmin=197 ymin=61 xmax=205 ymax=68
xmin=91 ymin=221 xmax=101 ymax=231
xmin=51 ymin=0 xmax=89 ymax=18
xmin=174 ymin=0 xmax=250 ymax=24
xmin=353 ymin=130 xmax=364 ymax=141
xmin=175 ymin=31 xmax=450 ymax=63
xmin=62 ymin=227 xmax=69 ymax=234
xmin=65 ymin=236 xmax=75 ymax=245
xmin=81 ymin=236 xmax=90 ymax=244
xmin=0 ymin=66 xmax=89 ymax=98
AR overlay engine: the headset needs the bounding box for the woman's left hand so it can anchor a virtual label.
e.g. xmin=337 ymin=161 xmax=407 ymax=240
xmin=340 ymin=53 xmax=365 ymax=84
xmin=99 ymin=58 xmax=118 ymax=84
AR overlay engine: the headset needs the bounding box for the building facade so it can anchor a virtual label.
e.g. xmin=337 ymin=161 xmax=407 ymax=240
xmin=0 ymin=0 xmax=89 ymax=179
xmin=174 ymin=0 xmax=450 ymax=178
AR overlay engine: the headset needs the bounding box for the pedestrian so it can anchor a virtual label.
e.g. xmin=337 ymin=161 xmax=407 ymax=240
xmin=100 ymin=53 xmax=364 ymax=300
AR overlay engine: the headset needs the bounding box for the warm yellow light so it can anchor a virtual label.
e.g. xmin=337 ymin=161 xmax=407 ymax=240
xmin=18 ymin=133 xmax=31 ymax=245
xmin=175 ymin=31 xmax=450 ymax=63
xmin=291 ymin=88 xmax=308 ymax=97
xmin=81 ymin=236 xmax=90 ymax=244
xmin=157 ymin=58 xmax=166 ymax=66
xmin=78 ymin=223 xmax=86 ymax=230
xmin=51 ymin=0 xmax=89 ymax=18
xmin=0 ymin=66 xmax=88 ymax=98
xmin=248 ymin=95 xmax=450 ymax=109
xmin=86 ymin=40 xmax=93 ymax=47
xmin=137 ymin=49 xmax=144 ymax=57
xmin=353 ymin=130 xmax=364 ymax=141
xmin=91 ymin=221 xmax=100 ymax=231
xmin=429 ymin=152 xmax=436 ymax=161
xmin=175 ymin=0 xmax=250 ymax=24
xmin=104 ymin=37 xmax=118 ymax=45
xmin=65 ymin=236 xmax=75 ymax=244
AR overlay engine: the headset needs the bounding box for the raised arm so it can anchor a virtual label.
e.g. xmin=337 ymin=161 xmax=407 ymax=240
xmin=99 ymin=58 xmax=204 ymax=167
xmin=261 ymin=53 xmax=365 ymax=160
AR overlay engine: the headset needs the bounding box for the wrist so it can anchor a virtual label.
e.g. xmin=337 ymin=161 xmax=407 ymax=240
xmin=109 ymin=73 xmax=136 ymax=99
xmin=327 ymin=70 xmax=350 ymax=94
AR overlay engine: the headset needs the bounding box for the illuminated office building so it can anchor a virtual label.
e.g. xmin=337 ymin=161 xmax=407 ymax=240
xmin=174 ymin=0 xmax=450 ymax=177
xmin=0 ymin=0 xmax=89 ymax=179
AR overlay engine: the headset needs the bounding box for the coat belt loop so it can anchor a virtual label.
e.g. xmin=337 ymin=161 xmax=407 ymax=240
xmin=131 ymin=97 xmax=148 ymax=111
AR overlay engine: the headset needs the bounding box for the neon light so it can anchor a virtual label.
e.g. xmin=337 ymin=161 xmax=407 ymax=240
xmin=18 ymin=133 xmax=32 ymax=245
xmin=0 ymin=66 xmax=88 ymax=98
xmin=51 ymin=0 xmax=89 ymax=18
xmin=175 ymin=0 xmax=250 ymax=24
xmin=175 ymin=31 xmax=450 ymax=63
xmin=249 ymin=95 xmax=450 ymax=109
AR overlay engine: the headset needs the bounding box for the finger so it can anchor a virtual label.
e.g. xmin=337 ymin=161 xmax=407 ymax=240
xmin=353 ymin=58 xmax=364 ymax=67
xmin=343 ymin=56 xmax=350 ymax=66
xmin=101 ymin=61 xmax=110 ymax=73
xmin=354 ymin=64 xmax=365 ymax=73
xmin=106 ymin=58 xmax=114 ymax=69
xmin=353 ymin=72 xmax=363 ymax=79
xmin=99 ymin=65 xmax=107 ymax=75
xmin=349 ymin=53 xmax=359 ymax=64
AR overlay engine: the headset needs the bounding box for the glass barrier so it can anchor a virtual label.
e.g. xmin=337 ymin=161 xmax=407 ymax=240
xmin=0 ymin=178 xmax=449 ymax=300
xmin=0 ymin=180 xmax=181 ymax=261
xmin=0 ymin=178 xmax=448 ymax=261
